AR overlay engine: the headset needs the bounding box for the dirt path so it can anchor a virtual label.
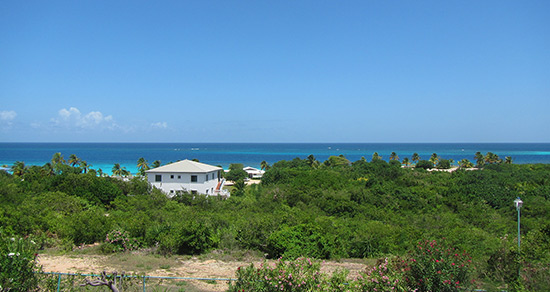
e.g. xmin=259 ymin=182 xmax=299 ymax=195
xmin=38 ymin=254 xmax=368 ymax=292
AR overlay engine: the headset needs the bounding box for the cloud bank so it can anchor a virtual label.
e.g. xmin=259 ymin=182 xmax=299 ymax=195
xmin=2 ymin=107 xmax=171 ymax=141
xmin=54 ymin=107 xmax=114 ymax=129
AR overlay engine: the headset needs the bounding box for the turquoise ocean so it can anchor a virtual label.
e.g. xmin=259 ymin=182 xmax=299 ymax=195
xmin=1 ymin=143 xmax=550 ymax=175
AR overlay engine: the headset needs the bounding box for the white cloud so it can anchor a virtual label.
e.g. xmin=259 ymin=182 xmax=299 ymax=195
xmin=0 ymin=110 xmax=17 ymax=130
xmin=0 ymin=110 xmax=17 ymax=121
xmin=82 ymin=111 xmax=113 ymax=126
xmin=151 ymin=122 xmax=168 ymax=129
xmin=58 ymin=107 xmax=80 ymax=120
xmin=25 ymin=107 xmax=164 ymax=140
xmin=53 ymin=107 xmax=114 ymax=129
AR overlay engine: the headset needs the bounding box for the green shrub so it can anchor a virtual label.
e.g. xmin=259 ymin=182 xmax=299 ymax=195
xmin=348 ymin=221 xmax=401 ymax=258
xmin=437 ymin=159 xmax=451 ymax=169
xmin=225 ymin=163 xmax=247 ymax=182
xmin=415 ymin=160 xmax=433 ymax=170
xmin=235 ymin=215 xmax=277 ymax=251
xmin=353 ymin=258 xmax=407 ymax=291
xmin=403 ymin=239 xmax=474 ymax=292
xmin=0 ymin=230 xmax=41 ymax=291
xmin=229 ymin=257 xmax=407 ymax=292
xmin=102 ymin=229 xmax=140 ymax=253
xmin=266 ymin=224 xmax=333 ymax=259
xmin=522 ymin=261 xmax=550 ymax=292
xmin=51 ymin=173 xmax=122 ymax=205
xmin=60 ymin=207 xmax=112 ymax=245
xmin=228 ymin=257 xmax=326 ymax=291
xmin=158 ymin=221 xmax=218 ymax=255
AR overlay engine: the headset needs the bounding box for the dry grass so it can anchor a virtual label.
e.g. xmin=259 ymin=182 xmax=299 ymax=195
xmin=39 ymin=246 xmax=371 ymax=292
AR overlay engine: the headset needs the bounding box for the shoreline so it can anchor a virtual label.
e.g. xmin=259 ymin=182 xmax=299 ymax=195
xmin=2 ymin=142 xmax=550 ymax=175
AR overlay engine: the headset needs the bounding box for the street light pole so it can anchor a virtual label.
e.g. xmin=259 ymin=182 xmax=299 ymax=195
xmin=514 ymin=197 xmax=523 ymax=279
xmin=514 ymin=197 xmax=523 ymax=252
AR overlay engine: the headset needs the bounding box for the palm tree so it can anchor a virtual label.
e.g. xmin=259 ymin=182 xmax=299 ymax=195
xmin=311 ymin=160 xmax=321 ymax=169
xmin=68 ymin=154 xmax=81 ymax=167
xmin=112 ymin=163 xmax=122 ymax=177
xmin=306 ymin=155 xmax=317 ymax=167
xmin=412 ymin=153 xmax=420 ymax=164
xmin=121 ymin=168 xmax=131 ymax=177
xmin=389 ymin=152 xmax=399 ymax=161
xmin=260 ymin=160 xmax=269 ymax=171
xmin=505 ymin=156 xmax=513 ymax=164
xmin=51 ymin=152 xmax=66 ymax=174
xmin=111 ymin=163 xmax=130 ymax=177
xmin=474 ymin=152 xmax=485 ymax=167
xmin=402 ymin=157 xmax=410 ymax=167
xmin=41 ymin=162 xmax=55 ymax=176
xmin=80 ymin=160 xmax=91 ymax=173
xmin=137 ymin=157 xmax=149 ymax=176
xmin=151 ymin=160 xmax=161 ymax=169
xmin=51 ymin=152 xmax=66 ymax=165
xmin=11 ymin=161 xmax=26 ymax=176
xmin=485 ymin=152 xmax=501 ymax=164
xmin=459 ymin=158 xmax=474 ymax=168
xmin=371 ymin=152 xmax=382 ymax=162
xmin=429 ymin=153 xmax=440 ymax=166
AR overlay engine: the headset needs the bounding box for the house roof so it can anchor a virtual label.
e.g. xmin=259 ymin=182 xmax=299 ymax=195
xmin=145 ymin=160 xmax=222 ymax=173
xmin=243 ymin=166 xmax=265 ymax=174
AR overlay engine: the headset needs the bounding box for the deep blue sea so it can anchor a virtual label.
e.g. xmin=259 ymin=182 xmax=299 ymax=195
xmin=1 ymin=143 xmax=550 ymax=175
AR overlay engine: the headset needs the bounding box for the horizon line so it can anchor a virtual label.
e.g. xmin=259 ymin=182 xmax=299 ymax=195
xmin=1 ymin=141 xmax=550 ymax=144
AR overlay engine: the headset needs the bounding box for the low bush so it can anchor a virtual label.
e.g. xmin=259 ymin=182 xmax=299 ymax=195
xmin=157 ymin=221 xmax=218 ymax=255
xmin=230 ymin=240 xmax=475 ymax=292
xmin=403 ymin=239 xmax=474 ymax=292
xmin=353 ymin=258 xmax=407 ymax=291
xmin=228 ymin=257 xmax=327 ymax=291
xmin=266 ymin=224 xmax=334 ymax=259
xmin=415 ymin=160 xmax=433 ymax=170
xmin=437 ymin=159 xmax=451 ymax=169
xmin=101 ymin=229 xmax=140 ymax=253
xmin=0 ymin=230 xmax=41 ymax=291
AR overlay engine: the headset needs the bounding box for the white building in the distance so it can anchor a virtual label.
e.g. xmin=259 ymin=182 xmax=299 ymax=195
xmin=243 ymin=166 xmax=265 ymax=179
xmin=146 ymin=160 xmax=226 ymax=196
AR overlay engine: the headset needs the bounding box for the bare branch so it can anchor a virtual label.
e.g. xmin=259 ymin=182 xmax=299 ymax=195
xmin=81 ymin=271 xmax=120 ymax=292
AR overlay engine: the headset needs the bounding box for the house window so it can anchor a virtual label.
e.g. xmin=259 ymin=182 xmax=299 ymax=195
xmin=191 ymin=175 xmax=197 ymax=182
xmin=206 ymin=189 xmax=209 ymax=194
xmin=205 ymin=175 xmax=209 ymax=181
xmin=170 ymin=175 xmax=174 ymax=179
xmin=212 ymin=173 xmax=215 ymax=180
xmin=178 ymin=175 xmax=181 ymax=179
xmin=155 ymin=175 xmax=162 ymax=182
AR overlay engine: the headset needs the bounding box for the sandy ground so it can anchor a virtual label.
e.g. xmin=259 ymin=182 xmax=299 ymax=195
xmin=38 ymin=254 xmax=367 ymax=292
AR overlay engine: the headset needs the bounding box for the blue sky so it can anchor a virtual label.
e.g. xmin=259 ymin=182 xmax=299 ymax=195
xmin=1 ymin=1 xmax=549 ymax=142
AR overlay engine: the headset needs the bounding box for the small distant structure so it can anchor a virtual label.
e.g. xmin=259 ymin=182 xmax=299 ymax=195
xmin=146 ymin=160 xmax=228 ymax=197
xmin=243 ymin=166 xmax=265 ymax=179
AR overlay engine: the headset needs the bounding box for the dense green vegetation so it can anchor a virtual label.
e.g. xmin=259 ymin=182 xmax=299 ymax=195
xmin=230 ymin=240 xmax=475 ymax=292
xmin=1 ymin=153 xmax=549 ymax=289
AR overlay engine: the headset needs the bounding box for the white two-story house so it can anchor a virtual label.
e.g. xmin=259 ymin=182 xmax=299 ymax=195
xmin=146 ymin=160 xmax=225 ymax=196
